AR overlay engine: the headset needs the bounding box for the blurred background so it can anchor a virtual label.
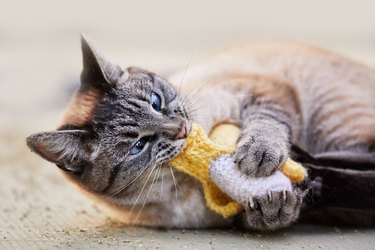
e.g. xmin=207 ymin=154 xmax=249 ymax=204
xmin=1 ymin=0 xmax=375 ymax=133
xmin=1 ymin=0 xmax=374 ymax=248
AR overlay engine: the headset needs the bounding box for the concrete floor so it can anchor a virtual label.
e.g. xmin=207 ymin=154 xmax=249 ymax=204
xmin=1 ymin=134 xmax=375 ymax=249
xmin=1 ymin=0 xmax=375 ymax=249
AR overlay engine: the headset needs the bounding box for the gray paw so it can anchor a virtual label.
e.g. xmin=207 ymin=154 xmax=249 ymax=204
xmin=245 ymin=190 xmax=302 ymax=231
xmin=234 ymin=135 xmax=288 ymax=177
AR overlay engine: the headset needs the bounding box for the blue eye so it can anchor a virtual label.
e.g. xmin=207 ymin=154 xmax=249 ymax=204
xmin=151 ymin=92 xmax=162 ymax=112
xmin=130 ymin=137 xmax=149 ymax=155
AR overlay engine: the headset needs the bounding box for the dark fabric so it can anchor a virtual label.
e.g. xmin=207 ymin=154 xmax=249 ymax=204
xmin=290 ymin=145 xmax=375 ymax=211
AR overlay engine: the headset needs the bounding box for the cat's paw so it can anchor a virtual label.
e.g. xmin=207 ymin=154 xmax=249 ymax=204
xmin=245 ymin=190 xmax=302 ymax=231
xmin=234 ymin=134 xmax=288 ymax=177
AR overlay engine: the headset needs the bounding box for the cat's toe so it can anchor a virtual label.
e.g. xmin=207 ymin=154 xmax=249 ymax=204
xmin=235 ymin=138 xmax=288 ymax=177
xmin=245 ymin=190 xmax=301 ymax=231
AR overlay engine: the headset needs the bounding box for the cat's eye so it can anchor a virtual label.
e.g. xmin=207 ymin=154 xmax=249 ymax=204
xmin=151 ymin=92 xmax=162 ymax=112
xmin=130 ymin=137 xmax=150 ymax=155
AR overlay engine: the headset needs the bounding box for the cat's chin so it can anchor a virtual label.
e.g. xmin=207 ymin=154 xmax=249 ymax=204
xmin=171 ymin=140 xmax=186 ymax=158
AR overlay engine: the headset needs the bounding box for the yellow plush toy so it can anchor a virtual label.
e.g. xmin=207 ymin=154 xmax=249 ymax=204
xmin=170 ymin=123 xmax=306 ymax=218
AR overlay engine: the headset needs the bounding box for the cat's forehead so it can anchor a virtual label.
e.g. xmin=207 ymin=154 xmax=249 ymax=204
xmin=121 ymin=72 xmax=154 ymax=93
xmin=92 ymin=91 xmax=150 ymax=132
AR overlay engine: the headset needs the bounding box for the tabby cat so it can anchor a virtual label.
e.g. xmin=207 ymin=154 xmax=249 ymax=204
xmin=27 ymin=36 xmax=375 ymax=230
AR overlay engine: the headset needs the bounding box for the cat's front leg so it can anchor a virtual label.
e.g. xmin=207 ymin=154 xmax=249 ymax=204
xmin=231 ymin=79 xmax=303 ymax=230
xmin=233 ymin=78 xmax=300 ymax=178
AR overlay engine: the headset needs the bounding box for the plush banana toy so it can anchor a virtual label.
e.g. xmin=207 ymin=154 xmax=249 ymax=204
xmin=170 ymin=123 xmax=306 ymax=218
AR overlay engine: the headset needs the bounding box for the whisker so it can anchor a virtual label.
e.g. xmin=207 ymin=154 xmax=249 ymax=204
xmin=160 ymin=165 xmax=165 ymax=200
xmin=169 ymin=167 xmax=178 ymax=200
xmin=187 ymin=107 xmax=205 ymax=115
xmin=184 ymin=74 xmax=256 ymax=108
xmin=191 ymin=84 xmax=254 ymax=108
xmin=170 ymin=166 xmax=183 ymax=199
xmin=184 ymin=82 xmax=256 ymax=121
xmin=134 ymin=164 xmax=161 ymax=223
xmin=176 ymin=73 xmax=219 ymax=121
xmin=183 ymin=73 xmax=219 ymax=104
xmin=154 ymin=163 xmax=162 ymax=200
xmin=190 ymin=112 xmax=220 ymax=116
xmin=179 ymin=79 xmax=207 ymax=107
xmin=178 ymin=55 xmax=194 ymax=98
xmin=107 ymin=155 xmax=158 ymax=198
xmin=186 ymin=103 xmax=205 ymax=111
xmin=129 ymin=159 xmax=160 ymax=219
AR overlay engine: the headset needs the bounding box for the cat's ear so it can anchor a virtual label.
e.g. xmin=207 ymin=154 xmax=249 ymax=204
xmin=80 ymin=34 xmax=124 ymax=89
xmin=26 ymin=130 xmax=90 ymax=173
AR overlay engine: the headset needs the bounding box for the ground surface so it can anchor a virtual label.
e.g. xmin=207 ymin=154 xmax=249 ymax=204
xmin=1 ymin=134 xmax=375 ymax=249
xmin=1 ymin=1 xmax=375 ymax=248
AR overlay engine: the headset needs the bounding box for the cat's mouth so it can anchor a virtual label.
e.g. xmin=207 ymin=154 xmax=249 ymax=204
xmin=162 ymin=123 xmax=192 ymax=163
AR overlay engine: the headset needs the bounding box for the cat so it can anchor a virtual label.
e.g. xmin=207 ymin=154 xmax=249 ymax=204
xmin=26 ymin=36 xmax=375 ymax=230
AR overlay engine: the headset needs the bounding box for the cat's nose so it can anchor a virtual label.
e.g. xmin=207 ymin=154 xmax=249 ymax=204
xmin=174 ymin=125 xmax=187 ymax=140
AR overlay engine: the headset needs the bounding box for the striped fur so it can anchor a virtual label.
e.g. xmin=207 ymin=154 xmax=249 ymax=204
xmin=27 ymin=39 xmax=375 ymax=230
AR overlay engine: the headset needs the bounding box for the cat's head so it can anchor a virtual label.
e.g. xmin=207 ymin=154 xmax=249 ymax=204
xmin=26 ymin=36 xmax=191 ymax=202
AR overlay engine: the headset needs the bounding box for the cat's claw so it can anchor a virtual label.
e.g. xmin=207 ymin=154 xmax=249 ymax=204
xmin=248 ymin=196 xmax=255 ymax=209
xmin=267 ymin=190 xmax=272 ymax=202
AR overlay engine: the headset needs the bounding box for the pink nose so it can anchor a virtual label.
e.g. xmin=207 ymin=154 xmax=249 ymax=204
xmin=175 ymin=126 xmax=187 ymax=140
